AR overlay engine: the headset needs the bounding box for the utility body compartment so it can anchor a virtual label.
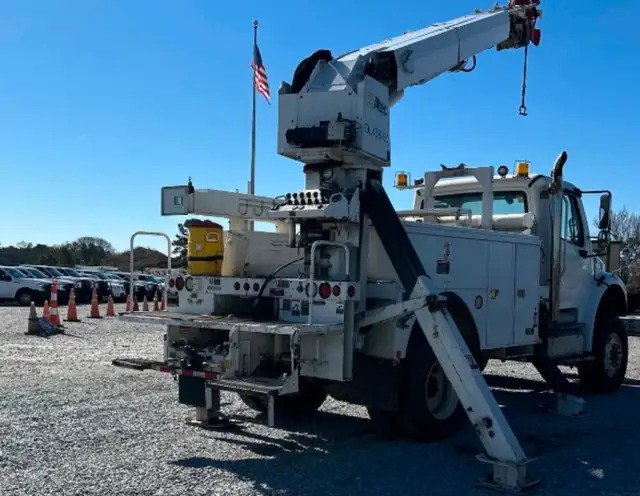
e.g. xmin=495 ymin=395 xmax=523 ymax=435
xmin=367 ymin=221 xmax=542 ymax=350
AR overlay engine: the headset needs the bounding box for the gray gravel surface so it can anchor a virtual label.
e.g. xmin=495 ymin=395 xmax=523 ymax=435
xmin=1 ymin=304 xmax=640 ymax=495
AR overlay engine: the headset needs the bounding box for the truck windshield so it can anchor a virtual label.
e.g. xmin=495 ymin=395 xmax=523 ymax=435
xmin=433 ymin=191 xmax=527 ymax=215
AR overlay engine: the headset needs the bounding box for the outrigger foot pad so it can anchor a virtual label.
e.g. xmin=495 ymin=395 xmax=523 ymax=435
xmin=476 ymin=455 xmax=539 ymax=494
xmin=536 ymin=392 xmax=588 ymax=418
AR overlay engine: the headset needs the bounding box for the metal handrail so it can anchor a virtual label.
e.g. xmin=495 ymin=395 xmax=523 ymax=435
xmin=129 ymin=231 xmax=172 ymax=310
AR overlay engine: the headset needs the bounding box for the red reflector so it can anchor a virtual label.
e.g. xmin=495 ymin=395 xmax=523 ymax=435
xmin=243 ymin=282 xmax=250 ymax=291
xmin=181 ymin=369 xmax=193 ymax=376
xmin=175 ymin=276 xmax=184 ymax=291
xmin=347 ymin=285 xmax=356 ymax=298
xmin=159 ymin=366 xmax=170 ymax=373
xmin=319 ymin=282 xmax=331 ymax=299
xmin=332 ymin=285 xmax=341 ymax=297
xmin=168 ymin=279 xmax=175 ymax=288
xmin=233 ymin=282 xmax=240 ymax=291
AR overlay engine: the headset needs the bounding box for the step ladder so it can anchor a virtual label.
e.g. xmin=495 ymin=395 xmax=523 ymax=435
xmin=210 ymin=377 xmax=284 ymax=427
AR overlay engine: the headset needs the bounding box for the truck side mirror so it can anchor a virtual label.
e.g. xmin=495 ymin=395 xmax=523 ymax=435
xmin=598 ymin=193 xmax=611 ymax=230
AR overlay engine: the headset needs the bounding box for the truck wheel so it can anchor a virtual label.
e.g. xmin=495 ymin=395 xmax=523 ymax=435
xmin=396 ymin=326 xmax=464 ymax=441
xmin=16 ymin=289 xmax=34 ymax=307
xmin=578 ymin=316 xmax=628 ymax=394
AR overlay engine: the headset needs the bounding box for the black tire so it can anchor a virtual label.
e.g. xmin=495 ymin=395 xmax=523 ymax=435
xmin=16 ymin=289 xmax=34 ymax=307
xmin=396 ymin=326 xmax=465 ymax=441
xmin=239 ymin=383 xmax=328 ymax=416
xmin=578 ymin=316 xmax=628 ymax=394
xmin=366 ymin=295 xmax=481 ymax=441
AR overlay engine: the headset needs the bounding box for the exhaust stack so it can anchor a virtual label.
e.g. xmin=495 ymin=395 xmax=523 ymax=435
xmin=549 ymin=150 xmax=568 ymax=327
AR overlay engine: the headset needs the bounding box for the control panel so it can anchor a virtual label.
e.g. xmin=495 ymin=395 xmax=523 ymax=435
xmin=268 ymin=189 xmax=360 ymax=221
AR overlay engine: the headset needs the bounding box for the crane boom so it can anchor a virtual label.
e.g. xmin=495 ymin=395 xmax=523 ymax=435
xmin=277 ymin=2 xmax=541 ymax=167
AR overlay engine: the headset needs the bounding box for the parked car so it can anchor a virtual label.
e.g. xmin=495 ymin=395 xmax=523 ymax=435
xmin=135 ymin=273 xmax=162 ymax=299
xmin=109 ymin=272 xmax=158 ymax=300
xmin=20 ymin=265 xmax=94 ymax=303
xmin=104 ymin=272 xmax=148 ymax=301
xmin=150 ymin=275 xmax=166 ymax=298
xmin=76 ymin=270 xmax=126 ymax=302
xmin=57 ymin=267 xmax=111 ymax=302
xmin=15 ymin=267 xmax=74 ymax=304
xmin=0 ymin=266 xmax=51 ymax=306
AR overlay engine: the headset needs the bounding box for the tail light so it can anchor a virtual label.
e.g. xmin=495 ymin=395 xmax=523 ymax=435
xmin=169 ymin=278 xmax=175 ymax=288
xmin=305 ymin=282 xmax=317 ymax=297
xmin=233 ymin=282 xmax=241 ymax=291
xmin=184 ymin=277 xmax=194 ymax=292
xmin=319 ymin=282 xmax=331 ymax=299
xmin=332 ymin=285 xmax=341 ymax=297
xmin=175 ymin=276 xmax=184 ymax=291
xmin=347 ymin=285 xmax=356 ymax=298
xmin=243 ymin=282 xmax=250 ymax=291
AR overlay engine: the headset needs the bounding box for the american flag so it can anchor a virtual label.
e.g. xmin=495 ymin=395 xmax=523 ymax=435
xmin=252 ymin=44 xmax=270 ymax=104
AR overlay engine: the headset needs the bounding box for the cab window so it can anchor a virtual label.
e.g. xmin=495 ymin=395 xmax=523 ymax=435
xmin=430 ymin=191 xmax=528 ymax=215
xmin=562 ymin=194 xmax=584 ymax=246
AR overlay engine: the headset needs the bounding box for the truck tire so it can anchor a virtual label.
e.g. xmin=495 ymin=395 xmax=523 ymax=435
xmin=578 ymin=316 xmax=628 ymax=394
xmin=16 ymin=289 xmax=34 ymax=307
xmin=366 ymin=296 xmax=481 ymax=440
xmin=396 ymin=328 xmax=464 ymax=441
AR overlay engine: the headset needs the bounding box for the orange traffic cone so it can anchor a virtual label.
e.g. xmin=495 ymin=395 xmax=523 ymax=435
xmin=49 ymin=279 xmax=61 ymax=326
xmin=153 ymin=291 xmax=160 ymax=311
xmin=43 ymin=300 xmax=50 ymax=321
xmin=142 ymin=295 xmax=149 ymax=311
xmin=88 ymin=287 xmax=102 ymax=319
xmin=106 ymin=295 xmax=115 ymax=317
xmin=125 ymin=294 xmax=132 ymax=312
xmin=159 ymin=296 xmax=165 ymax=311
xmin=133 ymin=296 xmax=139 ymax=312
xmin=65 ymin=288 xmax=80 ymax=322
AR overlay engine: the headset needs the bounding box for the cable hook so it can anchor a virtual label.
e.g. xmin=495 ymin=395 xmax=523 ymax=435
xmin=519 ymin=44 xmax=529 ymax=116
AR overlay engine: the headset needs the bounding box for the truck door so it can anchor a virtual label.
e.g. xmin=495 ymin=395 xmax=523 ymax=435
xmin=558 ymin=192 xmax=593 ymax=321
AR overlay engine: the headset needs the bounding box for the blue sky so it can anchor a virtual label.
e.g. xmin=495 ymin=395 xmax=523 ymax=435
xmin=1 ymin=0 xmax=638 ymax=253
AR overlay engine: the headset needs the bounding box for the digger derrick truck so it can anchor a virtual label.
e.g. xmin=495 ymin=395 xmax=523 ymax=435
xmin=113 ymin=2 xmax=629 ymax=491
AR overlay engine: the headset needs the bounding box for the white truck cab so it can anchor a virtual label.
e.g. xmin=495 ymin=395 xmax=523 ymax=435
xmin=0 ymin=266 xmax=51 ymax=306
xmin=397 ymin=162 xmax=626 ymax=368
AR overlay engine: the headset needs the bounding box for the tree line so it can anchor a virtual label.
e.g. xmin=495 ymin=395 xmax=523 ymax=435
xmin=0 ymin=237 xmax=118 ymax=267
xmin=0 ymin=232 xmax=182 ymax=270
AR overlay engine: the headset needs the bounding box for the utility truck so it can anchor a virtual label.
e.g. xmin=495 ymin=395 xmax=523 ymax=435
xmin=114 ymin=1 xmax=629 ymax=491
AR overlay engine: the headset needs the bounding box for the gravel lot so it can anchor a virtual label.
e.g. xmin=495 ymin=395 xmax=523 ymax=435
xmin=1 ymin=304 xmax=640 ymax=496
